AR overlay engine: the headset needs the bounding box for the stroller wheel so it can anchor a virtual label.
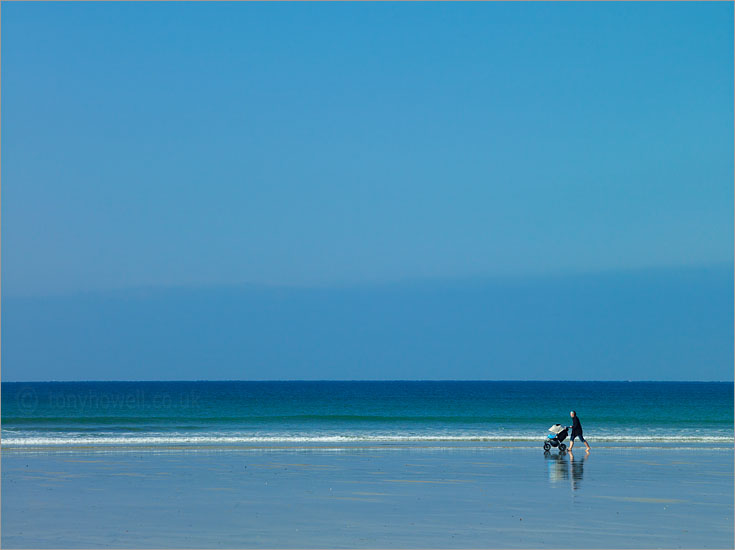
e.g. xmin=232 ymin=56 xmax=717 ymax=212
xmin=559 ymin=444 xmax=566 ymax=452
xmin=543 ymin=442 xmax=551 ymax=451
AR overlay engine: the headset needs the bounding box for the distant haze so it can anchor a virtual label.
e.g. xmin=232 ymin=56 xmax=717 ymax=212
xmin=3 ymin=265 xmax=732 ymax=381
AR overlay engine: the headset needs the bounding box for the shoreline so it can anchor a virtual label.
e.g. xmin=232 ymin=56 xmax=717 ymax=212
xmin=2 ymin=440 xmax=733 ymax=453
xmin=4 ymin=446 xmax=733 ymax=454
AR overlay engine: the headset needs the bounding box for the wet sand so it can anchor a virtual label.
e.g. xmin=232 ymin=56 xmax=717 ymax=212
xmin=2 ymin=445 xmax=732 ymax=548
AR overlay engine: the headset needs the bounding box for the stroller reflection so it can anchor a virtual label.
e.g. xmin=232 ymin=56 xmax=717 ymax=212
xmin=544 ymin=451 xmax=569 ymax=483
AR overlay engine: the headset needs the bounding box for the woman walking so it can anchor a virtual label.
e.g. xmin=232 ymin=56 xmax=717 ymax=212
xmin=568 ymin=410 xmax=591 ymax=452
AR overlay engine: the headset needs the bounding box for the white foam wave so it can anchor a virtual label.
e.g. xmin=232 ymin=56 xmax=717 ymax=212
xmin=2 ymin=433 xmax=733 ymax=447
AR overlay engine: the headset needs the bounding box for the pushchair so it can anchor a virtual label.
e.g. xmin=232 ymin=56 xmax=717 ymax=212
xmin=543 ymin=424 xmax=569 ymax=452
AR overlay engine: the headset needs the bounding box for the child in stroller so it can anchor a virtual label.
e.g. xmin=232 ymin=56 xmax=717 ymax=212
xmin=544 ymin=424 xmax=569 ymax=452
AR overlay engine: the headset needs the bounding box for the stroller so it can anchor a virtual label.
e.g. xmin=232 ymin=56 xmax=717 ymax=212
xmin=544 ymin=424 xmax=569 ymax=452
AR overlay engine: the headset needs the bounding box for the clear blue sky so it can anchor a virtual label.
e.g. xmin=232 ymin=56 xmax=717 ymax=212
xmin=2 ymin=2 xmax=733 ymax=381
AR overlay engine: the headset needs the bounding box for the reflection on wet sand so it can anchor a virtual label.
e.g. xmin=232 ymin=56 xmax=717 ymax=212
xmin=544 ymin=449 xmax=588 ymax=490
xmin=2 ymin=447 xmax=731 ymax=549
xmin=544 ymin=450 xmax=569 ymax=483
xmin=568 ymin=449 xmax=588 ymax=491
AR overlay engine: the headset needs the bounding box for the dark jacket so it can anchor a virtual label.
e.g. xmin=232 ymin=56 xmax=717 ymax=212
xmin=571 ymin=416 xmax=583 ymax=437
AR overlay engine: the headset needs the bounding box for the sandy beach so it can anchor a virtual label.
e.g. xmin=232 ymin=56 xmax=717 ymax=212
xmin=2 ymin=445 xmax=732 ymax=548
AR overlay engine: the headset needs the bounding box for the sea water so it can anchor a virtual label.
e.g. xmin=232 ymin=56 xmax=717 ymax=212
xmin=1 ymin=381 xmax=732 ymax=447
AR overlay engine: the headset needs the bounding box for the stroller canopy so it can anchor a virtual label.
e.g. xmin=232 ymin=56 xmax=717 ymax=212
xmin=548 ymin=424 xmax=565 ymax=434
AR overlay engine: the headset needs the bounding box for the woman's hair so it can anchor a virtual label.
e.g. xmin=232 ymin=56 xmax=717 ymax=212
xmin=571 ymin=410 xmax=576 ymax=415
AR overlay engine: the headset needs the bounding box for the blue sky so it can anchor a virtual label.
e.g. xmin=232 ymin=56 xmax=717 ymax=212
xmin=2 ymin=2 xmax=733 ymax=380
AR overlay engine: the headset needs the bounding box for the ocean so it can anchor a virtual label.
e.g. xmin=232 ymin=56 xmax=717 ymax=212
xmin=1 ymin=381 xmax=732 ymax=448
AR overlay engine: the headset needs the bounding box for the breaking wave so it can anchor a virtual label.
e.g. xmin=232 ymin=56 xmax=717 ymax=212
xmin=3 ymin=432 xmax=733 ymax=448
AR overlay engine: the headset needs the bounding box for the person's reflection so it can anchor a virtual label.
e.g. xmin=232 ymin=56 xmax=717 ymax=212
xmin=544 ymin=450 xmax=569 ymax=483
xmin=567 ymin=449 xmax=588 ymax=490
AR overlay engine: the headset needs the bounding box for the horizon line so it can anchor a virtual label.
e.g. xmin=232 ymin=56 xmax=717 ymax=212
xmin=4 ymin=260 xmax=733 ymax=300
xmin=3 ymin=379 xmax=733 ymax=384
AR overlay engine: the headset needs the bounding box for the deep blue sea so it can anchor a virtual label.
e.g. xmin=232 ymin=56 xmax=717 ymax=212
xmin=1 ymin=381 xmax=732 ymax=448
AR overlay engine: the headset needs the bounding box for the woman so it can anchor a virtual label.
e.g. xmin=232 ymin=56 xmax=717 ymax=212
xmin=568 ymin=410 xmax=591 ymax=452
